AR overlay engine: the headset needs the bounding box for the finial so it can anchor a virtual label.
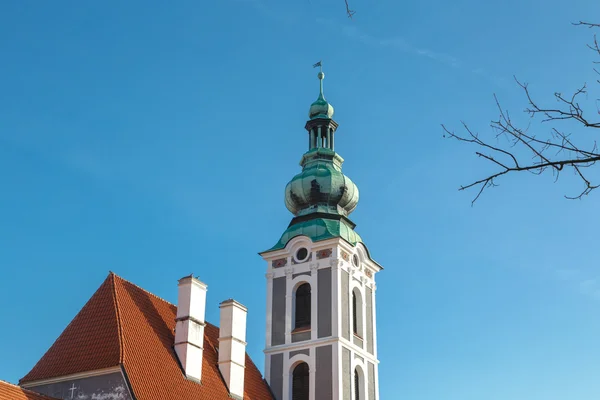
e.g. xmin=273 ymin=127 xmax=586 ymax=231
xmin=313 ymin=60 xmax=323 ymax=72
xmin=308 ymin=60 xmax=334 ymax=119
xmin=313 ymin=60 xmax=324 ymax=98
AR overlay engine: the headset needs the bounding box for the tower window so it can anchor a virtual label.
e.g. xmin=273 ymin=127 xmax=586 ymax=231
xmin=292 ymin=362 xmax=310 ymax=400
xmin=352 ymin=291 xmax=358 ymax=335
xmin=352 ymin=288 xmax=363 ymax=337
xmin=294 ymin=283 xmax=311 ymax=330
xmin=352 ymin=254 xmax=359 ymax=267
xmin=354 ymin=368 xmax=360 ymax=400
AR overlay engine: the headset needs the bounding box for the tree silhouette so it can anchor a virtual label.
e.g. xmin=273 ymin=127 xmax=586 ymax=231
xmin=344 ymin=0 xmax=355 ymax=18
xmin=443 ymin=22 xmax=600 ymax=204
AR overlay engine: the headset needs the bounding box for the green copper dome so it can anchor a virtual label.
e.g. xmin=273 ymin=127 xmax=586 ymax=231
xmin=265 ymin=65 xmax=365 ymax=252
xmin=309 ymin=71 xmax=334 ymax=119
xmin=269 ymin=218 xmax=362 ymax=251
xmin=285 ymin=148 xmax=359 ymax=217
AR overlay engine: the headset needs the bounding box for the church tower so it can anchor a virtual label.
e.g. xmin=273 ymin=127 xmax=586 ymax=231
xmin=261 ymin=68 xmax=382 ymax=400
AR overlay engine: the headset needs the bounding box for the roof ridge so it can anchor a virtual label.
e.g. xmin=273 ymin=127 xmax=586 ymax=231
xmin=109 ymin=273 xmax=125 ymax=363
xmin=110 ymin=272 xmax=177 ymax=308
xmin=110 ymin=272 xmax=222 ymax=330
xmin=19 ymin=274 xmax=118 ymax=385
xmin=0 ymin=379 xmax=58 ymax=400
xmin=20 ymin=273 xmax=123 ymax=384
xmin=16 ymin=272 xmax=274 ymax=399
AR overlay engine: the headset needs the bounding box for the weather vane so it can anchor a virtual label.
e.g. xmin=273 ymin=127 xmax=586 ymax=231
xmin=313 ymin=60 xmax=323 ymax=73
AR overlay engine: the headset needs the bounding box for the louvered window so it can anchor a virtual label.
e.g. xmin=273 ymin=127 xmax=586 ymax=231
xmin=292 ymin=362 xmax=310 ymax=400
xmin=295 ymin=283 xmax=311 ymax=329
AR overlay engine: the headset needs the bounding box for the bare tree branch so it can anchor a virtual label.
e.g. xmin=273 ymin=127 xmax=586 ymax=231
xmin=344 ymin=0 xmax=355 ymax=18
xmin=444 ymin=21 xmax=600 ymax=204
xmin=573 ymin=21 xmax=600 ymax=28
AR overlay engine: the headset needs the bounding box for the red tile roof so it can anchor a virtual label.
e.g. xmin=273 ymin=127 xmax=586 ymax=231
xmin=20 ymin=273 xmax=273 ymax=400
xmin=0 ymin=380 xmax=58 ymax=400
xmin=21 ymin=274 xmax=122 ymax=380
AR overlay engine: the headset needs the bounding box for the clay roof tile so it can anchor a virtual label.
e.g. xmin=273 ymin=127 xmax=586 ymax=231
xmin=0 ymin=380 xmax=59 ymax=400
xmin=20 ymin=273 xmax=273 ymax=400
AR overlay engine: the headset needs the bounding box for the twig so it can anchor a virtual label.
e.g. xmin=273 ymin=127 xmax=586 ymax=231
xmin=344 ymin=0 xmax=355 ymax=18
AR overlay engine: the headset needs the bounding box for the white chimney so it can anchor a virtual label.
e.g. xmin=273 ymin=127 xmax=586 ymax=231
xmin=218 ymin=299 xmax=248 ymax=400
xmin=174 ymin=275 xmax=207 ymax=383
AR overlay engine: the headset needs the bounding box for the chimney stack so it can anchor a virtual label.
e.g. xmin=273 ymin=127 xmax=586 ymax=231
xmin=174 ymin=275 xmax=207 ymax=383
xmin=218 ymin=299 xmax=248 ymax=400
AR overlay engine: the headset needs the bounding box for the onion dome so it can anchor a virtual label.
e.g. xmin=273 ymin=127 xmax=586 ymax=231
xmin=308 ymin=71 xmax=334 ymax=119
xmin=267 ymin=65 xmax=364 ymax=251
xmin=285 ymin=149 xmax=359 ymax=217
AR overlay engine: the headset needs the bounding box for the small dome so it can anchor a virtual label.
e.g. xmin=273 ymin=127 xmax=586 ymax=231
xmin=284 ymin=161 xmax=359 ymax=217
xmin=309 ymin=94 xmax=334 ymax=119
xmin=308 ymin=71 xmax=334 ymax=119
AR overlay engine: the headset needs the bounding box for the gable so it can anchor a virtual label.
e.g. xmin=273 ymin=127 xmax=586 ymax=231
xmin=20 ymin=275 xmax=122 ymax=383
xmin=20 ymin=273 xmax=273 ymax=400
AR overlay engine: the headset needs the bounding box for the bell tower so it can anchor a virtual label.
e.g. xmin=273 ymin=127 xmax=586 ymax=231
xmin=261 ymin=67 xmax=382 ymax=400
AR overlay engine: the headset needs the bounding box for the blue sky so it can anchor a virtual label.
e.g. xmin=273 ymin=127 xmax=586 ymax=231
xmin=2 ymin=0 xmax=600 ymax=399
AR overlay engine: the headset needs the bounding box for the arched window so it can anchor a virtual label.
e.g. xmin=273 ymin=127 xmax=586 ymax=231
xmin=294 ymin=283 xmax=311 ymax=330
xmin=354 ymin=368 xmax=360 ymax=400
xmin=292 ymin=362 xmax=309 ymax=400
xmin=352 ymin=288 xmax=363 ymax=337
xmin=352 ymin=291 xmax=358 ymax=334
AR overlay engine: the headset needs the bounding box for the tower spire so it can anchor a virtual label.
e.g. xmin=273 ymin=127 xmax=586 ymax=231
xmin=319 ymin=70 xmax=324 ymax=99
xmin=308 ymin=62 xmax=334 ymax=121
xmin=266 ymin=66 xmax=361 ymax=251
xmin=313 ymin=60 xmax=324 ymax=98
xmin=261 ymin=66 xmax=382 ymax=400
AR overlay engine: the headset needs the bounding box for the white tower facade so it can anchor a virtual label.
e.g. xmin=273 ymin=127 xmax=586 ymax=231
xmin=261 ymin=69 xmax=382 ymax=400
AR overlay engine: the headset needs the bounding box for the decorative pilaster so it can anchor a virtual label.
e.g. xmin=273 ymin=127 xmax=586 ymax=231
xmin=285 ymin=267 xmax=294 ymax=344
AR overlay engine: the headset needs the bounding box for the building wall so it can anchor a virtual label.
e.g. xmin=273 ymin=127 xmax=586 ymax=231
xmin=368 ymin=362 xmax=376 ymax=400
xmin=291 ymin=331 xmax=311 ymax=343
xmin=366 ymin=286 xmax=374 ymax=355
xmin=263 ymin=237 xmax=381 ymax=400
xmin=272 ymin=277 xmax=286 ymax=346
xmin=342 ymin=346 xmax=351 ymax=400
xmin=317 ymin=267 xmax=332 ymax=338
xmin=270 ymin=353 xmax=284 ymax=400
xmin=315 ymin=345 xmax=332 ymax=400
xmin=341 ymin=270 xmax=350 ymax=341
xmin=25 ymin=369 xmax=133 ymax=400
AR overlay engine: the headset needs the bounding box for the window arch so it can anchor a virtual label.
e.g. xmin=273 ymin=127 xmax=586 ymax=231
xmin=292 ymin=362 xmax=310 ymax=400
xmin=352 ymin=288 xmax=363 ymax=337
xmin=294 ymin=283 xmax=311 ymax=330
xmin=352 ymin=291 xmax=358 ymax=334
xmin=353 ymin=366 xmax=366 ymax=400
